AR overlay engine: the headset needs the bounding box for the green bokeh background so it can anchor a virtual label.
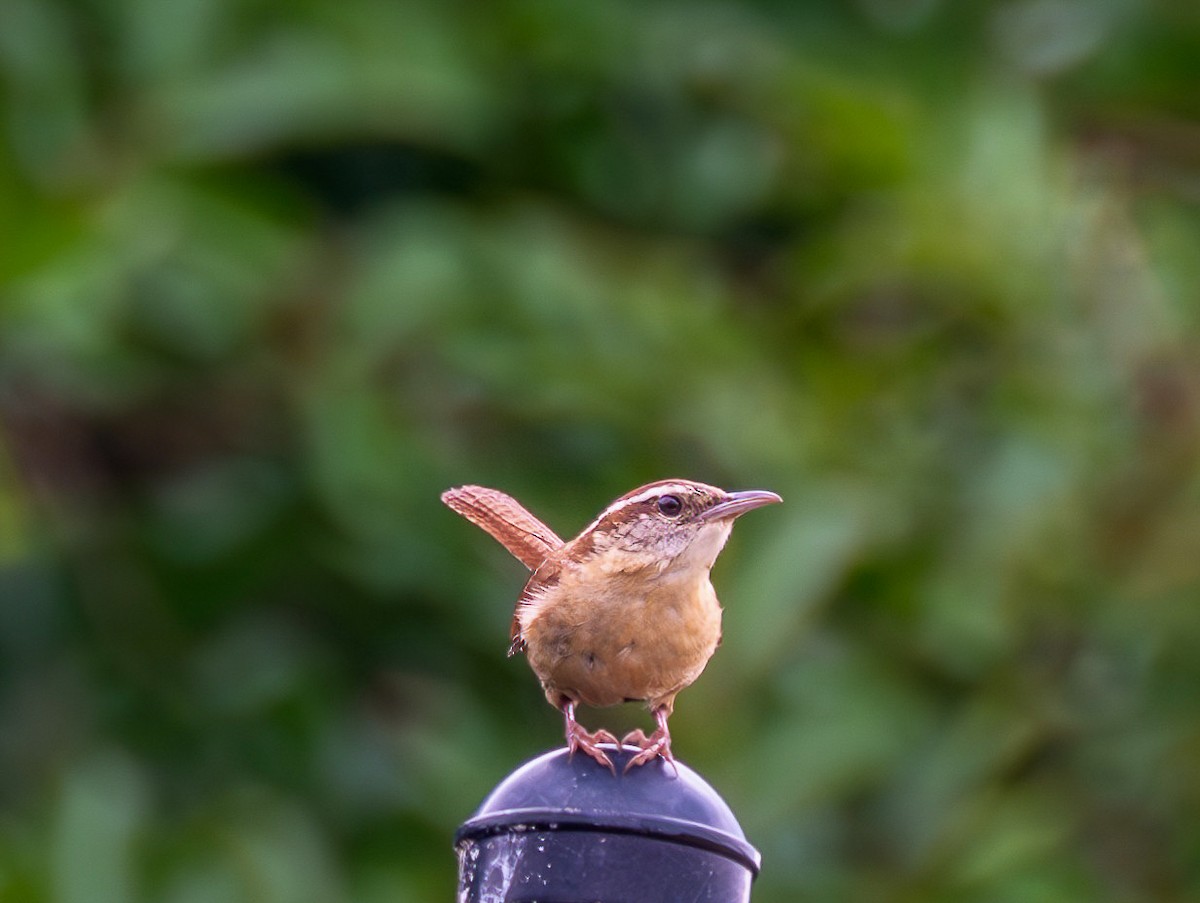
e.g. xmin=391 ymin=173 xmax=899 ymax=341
xmin=2 ymin=1 xmax=1199 ymax=900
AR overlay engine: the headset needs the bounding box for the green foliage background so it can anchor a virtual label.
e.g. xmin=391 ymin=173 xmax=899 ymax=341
xmin=2 ymin=1 xmax=1199 ymax=900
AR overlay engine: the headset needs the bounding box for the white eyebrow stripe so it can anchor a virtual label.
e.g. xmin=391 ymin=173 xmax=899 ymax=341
xmin=596 ymin=482 xmax=697 ymax=519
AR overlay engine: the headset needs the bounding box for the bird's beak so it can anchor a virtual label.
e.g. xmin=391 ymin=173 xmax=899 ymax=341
xmin=698 ymin=489 xmax=783 ymax=522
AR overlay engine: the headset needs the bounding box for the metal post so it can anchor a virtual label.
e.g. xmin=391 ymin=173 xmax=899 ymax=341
xmin=456 ymin=745 xmax=761 ymax=902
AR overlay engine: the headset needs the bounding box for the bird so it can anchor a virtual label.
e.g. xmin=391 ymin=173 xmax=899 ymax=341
xmin=441 ymin=479 xmax=781 ymax=772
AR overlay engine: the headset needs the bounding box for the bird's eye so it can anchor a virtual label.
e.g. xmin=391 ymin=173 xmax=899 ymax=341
xmin=657 ymin=495 xmax=683 ymax=517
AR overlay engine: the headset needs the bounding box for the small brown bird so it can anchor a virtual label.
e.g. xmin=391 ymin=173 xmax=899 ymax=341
xmin=441 ymin=479 xmax=781 ymax=772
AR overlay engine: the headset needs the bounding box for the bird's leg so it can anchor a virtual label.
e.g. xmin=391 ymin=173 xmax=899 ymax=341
xmin=622 ymin=706 xmax=676 ymax=774
xmin=563 ymin=700 xmax=618 ymax=774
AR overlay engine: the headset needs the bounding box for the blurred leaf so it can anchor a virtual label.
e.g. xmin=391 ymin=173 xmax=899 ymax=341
xmin=51 ymin=751 xmax=149 ymax=903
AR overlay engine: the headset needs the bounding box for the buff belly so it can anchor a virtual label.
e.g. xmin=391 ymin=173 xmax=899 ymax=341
xmin=523 ymin=576 xmax=723 ymax=712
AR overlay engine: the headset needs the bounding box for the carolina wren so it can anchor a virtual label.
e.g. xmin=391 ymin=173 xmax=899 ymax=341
xmin=441 ymin=479 xmax=781 ymax=772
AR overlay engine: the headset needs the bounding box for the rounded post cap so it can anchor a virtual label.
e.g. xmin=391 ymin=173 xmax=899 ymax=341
xmin=455 ymin=744 xmax=760 ymax=874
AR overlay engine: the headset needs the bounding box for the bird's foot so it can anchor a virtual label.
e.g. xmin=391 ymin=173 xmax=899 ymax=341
xmin=563 ymin=702 xmax=618 ymax=773
xmin=566 ymin=722 xmax=618 ymax=773
xmin=621 ymin=728 xmax=650 ymax=747
xmin=621 ymin=726 xmax=676 ymax=775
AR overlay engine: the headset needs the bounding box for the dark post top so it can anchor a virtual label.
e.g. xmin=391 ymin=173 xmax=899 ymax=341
xmin=455 ymin=745 xmax=760 ymax=902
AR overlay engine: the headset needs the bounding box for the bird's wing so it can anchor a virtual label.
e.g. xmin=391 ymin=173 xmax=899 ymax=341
xmin=441 ymin=485 xmax=564 ymax=570
xmin=508 ymin=556 xmax=567 ymax=656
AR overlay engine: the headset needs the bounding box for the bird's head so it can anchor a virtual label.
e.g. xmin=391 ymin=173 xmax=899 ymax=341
xmin=572 ymin=479 xmax=782 ymax=576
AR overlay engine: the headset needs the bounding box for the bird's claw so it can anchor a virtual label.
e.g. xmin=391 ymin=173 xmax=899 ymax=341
xmin=621 ymin=729 xmax=649 ymax=747
xmin=566 ymin=720 xmax=618 ymax=774
xmin=621 ymin=727 xmax=676 ymax=775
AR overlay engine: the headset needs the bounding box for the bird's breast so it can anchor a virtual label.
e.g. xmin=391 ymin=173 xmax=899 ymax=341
xmin=523 ymin=569 xmax=723 ymax=708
